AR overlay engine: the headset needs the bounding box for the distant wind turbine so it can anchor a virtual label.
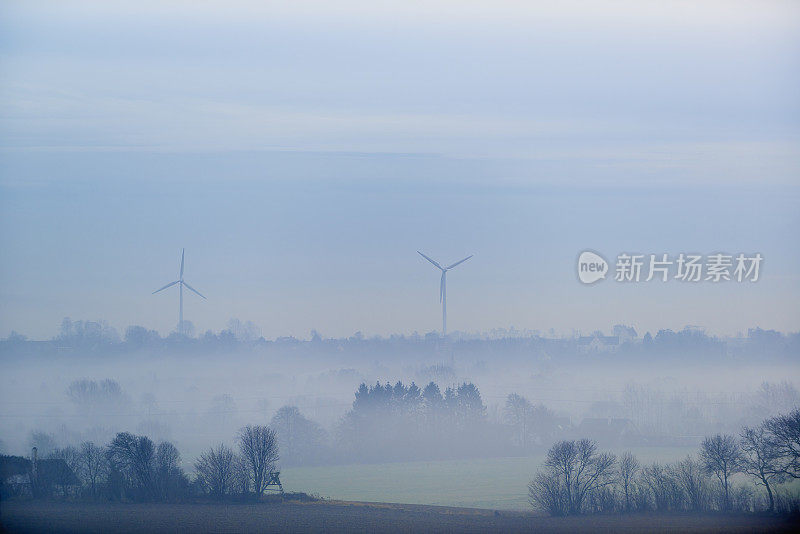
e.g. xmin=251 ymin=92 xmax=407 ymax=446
xmin=152 ymin=248 xmax=206 ymax=334
xmin=417 ymin=251 xmax=473 ymax=337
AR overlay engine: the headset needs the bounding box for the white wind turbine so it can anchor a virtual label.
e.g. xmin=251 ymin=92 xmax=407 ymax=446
xmin=417 ymin=251 xmax=473 ymax=337
xmin=152 ymin=248 xmax=206 ymax=334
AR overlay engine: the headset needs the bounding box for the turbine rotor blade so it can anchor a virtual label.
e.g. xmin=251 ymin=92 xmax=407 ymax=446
xmin=180 ymin=248 xmax=185 ymax=279
xmin=417 ymin=251 xmax=443 ymax=270
xmin=152 ymin=280 xmax=179 ymax=294
xmin=446 ymin=255 xmax=473 ymax=270
xmin=183 ymin=281 xmax=207 ymax=299
xmin=440 ymin=271 xmax=446 ymax=303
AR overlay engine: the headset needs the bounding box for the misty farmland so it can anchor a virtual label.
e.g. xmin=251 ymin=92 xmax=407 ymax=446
xmin=2 ymin=0 xmax=798 ymax=530
xmin=1 ymin=323 xmax=798 ymax=521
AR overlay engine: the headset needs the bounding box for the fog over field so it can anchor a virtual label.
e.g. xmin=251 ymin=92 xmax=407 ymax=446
xmin=1 ymin=0 xmax=799 ymax=529
xmin=1 ymin=327 xmax=797 ymax=474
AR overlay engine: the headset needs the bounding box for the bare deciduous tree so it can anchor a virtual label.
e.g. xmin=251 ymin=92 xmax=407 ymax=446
xmin=740 ymin=425 xmax=785 ymax=512
xmin=528 ymin=469 xmax=567 ymax=516
xmin=619 ymin=451 xmax=639 ymax=512
xmin=78 ymin=441 xmax=107 ymax=498
xmin=763 ymin=408 xmax=800 ymax=479
xmin=106 ymin=432 xmax=156 ymax=500
xmin=530 ymin=439 xmax=616 ymax=515
xmin=641 ymin=462 xmax=681 ymax=511
xmin=154 ymin=441 xmax=186 ymax=501
xmin=231 ymin=454 xmax=251 ymax=496
xmin=195 ymin=444 xmax=235 ymax=499
xmin=700 ymin=434 xmax=742 ymax=510
xmin=238 ymin=425 xmax=279 ymax=497
xmin=674 ymin=456 xmax=709 ymax=512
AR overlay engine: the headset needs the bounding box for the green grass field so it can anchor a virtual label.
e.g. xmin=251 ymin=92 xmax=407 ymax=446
xmin=281 ymin=447 xmax=696 ymax=510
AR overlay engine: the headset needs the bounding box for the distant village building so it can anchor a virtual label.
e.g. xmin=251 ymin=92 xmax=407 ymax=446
xmin=0 ymin=449 xmax=80 ymax=498
xmin=1 ymin=455 xmax=32 ymax=497
xmin=612 ymin=324 xmax=638 ymax=344
xmin=575 ymin=325 xmax=639 ymax=354
xmin=577 ymin=333 xmax=621 ymax=354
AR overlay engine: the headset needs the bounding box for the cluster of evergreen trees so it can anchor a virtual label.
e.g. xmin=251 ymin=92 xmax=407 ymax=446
xmin=336 ymin=381 xmax=494 ymax=462
xmin=268 ymin=382 xmax=561 ymax=466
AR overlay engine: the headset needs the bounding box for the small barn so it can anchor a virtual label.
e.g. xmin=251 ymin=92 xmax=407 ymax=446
xmin=1 ymin=451 xmax=80 ymax=498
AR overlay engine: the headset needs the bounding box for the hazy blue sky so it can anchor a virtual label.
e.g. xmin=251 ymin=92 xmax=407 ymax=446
xmin=1 ymin=1 xmax=799 ymax=338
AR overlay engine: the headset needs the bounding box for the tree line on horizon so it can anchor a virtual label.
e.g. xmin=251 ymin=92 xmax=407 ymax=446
xmin=2 ymin=318 xmax=797 ymax=359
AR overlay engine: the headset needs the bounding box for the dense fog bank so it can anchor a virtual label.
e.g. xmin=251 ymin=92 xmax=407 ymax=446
xmin=1 ymin=325 xmax=797 ymax=467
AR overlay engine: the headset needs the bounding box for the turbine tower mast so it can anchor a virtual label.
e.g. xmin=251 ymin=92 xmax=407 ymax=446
xmin=179 ymin=249 xmax=184 ymax=330
xmin=153 ymin=248 xmax=206 ymax=334
xmin=417 ymin=251 xmax=472 ymax=337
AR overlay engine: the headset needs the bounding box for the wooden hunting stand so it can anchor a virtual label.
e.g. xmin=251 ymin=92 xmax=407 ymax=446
xmin=265 ymin=471 xmax=283 ymax=494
